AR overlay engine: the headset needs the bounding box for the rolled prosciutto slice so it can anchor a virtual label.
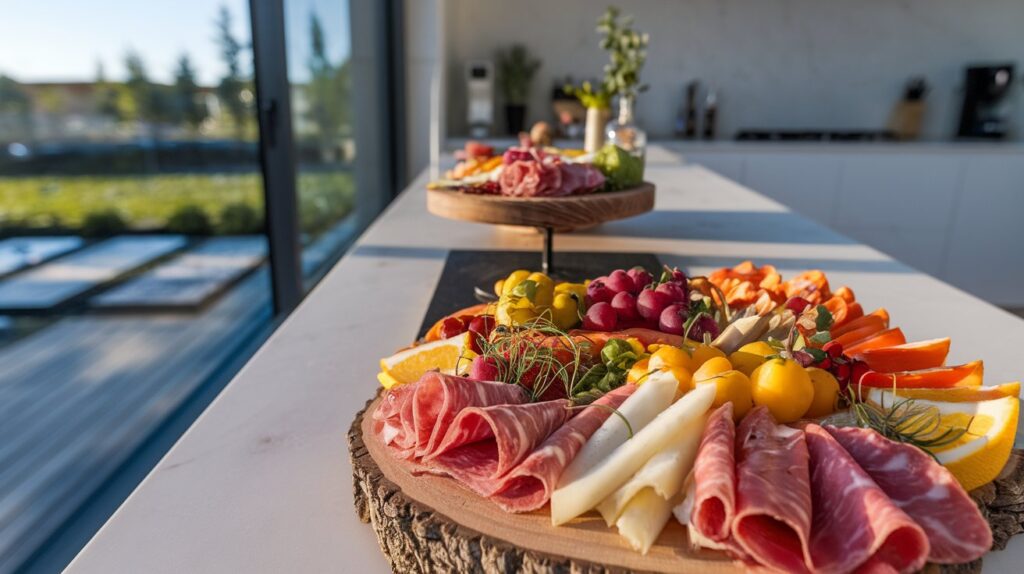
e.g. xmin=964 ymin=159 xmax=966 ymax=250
xmin=731 ymin=407 xmax=814 ymax=574
xmin=425 ymin=399 xmax=571 ymax=496
xmin=372 ymin=372 xmax=527 ymax=460
xmin=804 ymin=424 xmax=929 ymax=573
xmin=691 ymin=402 xmax=737 ymax=542
xmin=826 ymin=425 xmax=991 ymax=565
xmin=489 ymin=385 xmax=636 ymax=512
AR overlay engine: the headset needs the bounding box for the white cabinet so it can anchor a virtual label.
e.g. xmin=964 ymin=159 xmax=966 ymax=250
xmin=671 ymin=143 xmax=1024 ymax=306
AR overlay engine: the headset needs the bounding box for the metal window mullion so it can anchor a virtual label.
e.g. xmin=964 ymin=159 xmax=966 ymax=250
xmin=250 ymin=0 xmax=302 ymax=315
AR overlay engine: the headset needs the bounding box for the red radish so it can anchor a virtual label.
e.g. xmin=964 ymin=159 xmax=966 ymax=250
xmin=637 ymin=288 xmax=672 ymax=322
xmin=688 ymin=314 xmax=721 ymax=342
xmin=586 ymin=278 xmax=614 ymax=306
xmin=655 ymin=281 xmax=688 ymax=303
xmin=626 ymin=267 xmax=653 ymax=293
xmin=658 ymin=303 xmax=688 ymax=335
xmin=611 ymin=291 xmax=640 ymax=321
xmin=583 ymin=302 xmax=618 ymax=331
xmin=605 ymin=269 xmax=636 ymax=294
xmin=469 ymin=355 xmax=502 ymax=381
xmin=664 ymin=266 xmax=687 ymax=284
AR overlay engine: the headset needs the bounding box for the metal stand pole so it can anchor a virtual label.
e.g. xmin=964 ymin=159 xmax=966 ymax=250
xmin=541 ymin=227 xmax=554 ymax=275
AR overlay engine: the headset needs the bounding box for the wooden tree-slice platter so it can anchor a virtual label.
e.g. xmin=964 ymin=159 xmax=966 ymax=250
xmin=349 ymin=393 xmax=1024 ymax=574
xmin=426 ymin=183 xmax=655 ymax=231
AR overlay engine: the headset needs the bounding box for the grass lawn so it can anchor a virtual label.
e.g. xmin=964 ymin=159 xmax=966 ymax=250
xmin=0 ymin=171 xmax=355 ymax=236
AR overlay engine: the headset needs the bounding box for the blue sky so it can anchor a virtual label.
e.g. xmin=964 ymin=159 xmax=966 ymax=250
xmin=0 ymin=0 xmax=350 ymax=85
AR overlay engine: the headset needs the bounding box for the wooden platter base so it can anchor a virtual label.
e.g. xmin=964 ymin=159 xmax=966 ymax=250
xmin=348 ymin=394 xmax=1024 ymax=574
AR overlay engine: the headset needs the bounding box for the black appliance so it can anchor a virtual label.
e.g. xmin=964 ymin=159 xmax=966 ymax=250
xmin=735 ymin=130 xmax=896 ymax=142
xmin=957 ymin=64 xmax=1015 ymax=139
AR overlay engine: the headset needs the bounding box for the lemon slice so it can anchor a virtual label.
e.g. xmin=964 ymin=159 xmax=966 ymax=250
xmin=377 ymin=334 xmax=475 ymax=389
xmin=867 ymin=392 xmax=1020 ymax=492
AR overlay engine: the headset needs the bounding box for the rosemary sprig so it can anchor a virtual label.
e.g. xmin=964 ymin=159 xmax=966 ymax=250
xmin=844 ymin=378 xmax=973 ymax=458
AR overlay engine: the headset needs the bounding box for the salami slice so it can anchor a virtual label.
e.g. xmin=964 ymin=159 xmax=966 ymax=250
xmin=826 ymin=425 xmax=990 ymax=565
xmin=425 ymin=399 xmax=572 ymax=496
xmin=489 ymin=384 xmax=637 ymax=512
xmin=731 ymin=407 xmax=814 ymax=574
xmin=691 ymin=402 xmax=737 ymax=542
xmin=804 ymin=424 xmax=929 ymax=573
xmin=372 ymin=372 xmax=527 ymax=460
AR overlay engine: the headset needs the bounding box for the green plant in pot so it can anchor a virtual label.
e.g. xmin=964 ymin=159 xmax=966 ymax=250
xmin=496 ymin=44 xmax=541 ymax=135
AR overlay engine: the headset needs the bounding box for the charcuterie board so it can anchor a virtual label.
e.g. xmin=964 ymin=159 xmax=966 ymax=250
xmin=348 ymin=394 xmax=1024 ymax=574
xmin=426 ymin=183 xmax=655 ymax=232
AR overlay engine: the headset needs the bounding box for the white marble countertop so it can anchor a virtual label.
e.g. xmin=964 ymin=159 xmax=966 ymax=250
xmin=68 ymin=146 xmax=1024 ymax=573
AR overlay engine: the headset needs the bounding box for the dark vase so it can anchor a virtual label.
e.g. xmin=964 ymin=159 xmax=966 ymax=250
xmin=505 ymin=104 xmax=526 ymax=135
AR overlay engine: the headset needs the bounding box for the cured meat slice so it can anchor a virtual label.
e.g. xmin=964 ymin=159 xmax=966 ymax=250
xmin=731 ymin=406 xmax=813 ymax=574
xmin=691 ymin=402 xmax=737 ymax=542
xmin=489 ymin=384 xmax=636 ymax=513
xmin=371 ymin=372 xmax=527 ymax=460
xmin=425 ymin=399 xmax=571 ymax=496
xmin=804 ymin=424 xmax=929 ymax=574
xmin=825 ymin=425 xmax=991 ymax=565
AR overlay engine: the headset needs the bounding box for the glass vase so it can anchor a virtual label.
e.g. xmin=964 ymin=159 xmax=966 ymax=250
xmin=606 ymin=95 xmax=647 ymax=161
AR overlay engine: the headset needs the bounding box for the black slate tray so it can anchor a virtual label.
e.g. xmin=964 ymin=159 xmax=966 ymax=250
xmin=417 ymin=250 xmax=662 ymax=338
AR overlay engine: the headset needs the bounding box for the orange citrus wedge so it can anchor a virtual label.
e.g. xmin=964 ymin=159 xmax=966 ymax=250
xmin=853 ymin=338 xmax=951 ymax=372
xmin=864 ymin=381 xmax=1019 ymax=403
xmin=858 ymin=360 xmax=984 ymax=389
xmin=377 ymin=334 xmax=475 ymax=389
xmin=844 ymin=328 xmax=906 ymax=354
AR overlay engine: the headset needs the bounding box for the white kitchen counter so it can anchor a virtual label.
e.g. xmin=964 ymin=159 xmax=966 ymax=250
xmin=68 ymin=146 xmax=1024 ymax=573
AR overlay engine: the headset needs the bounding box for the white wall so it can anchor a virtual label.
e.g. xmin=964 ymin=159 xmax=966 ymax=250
xmin=442 ymin=0 xmax=1024 ymax=140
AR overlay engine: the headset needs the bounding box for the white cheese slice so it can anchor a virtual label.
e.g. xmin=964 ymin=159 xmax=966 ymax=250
xmin=611 ymin=487 xmax=683 ymax=554
xmin=550 ymin=383 xmax=716 ymax=526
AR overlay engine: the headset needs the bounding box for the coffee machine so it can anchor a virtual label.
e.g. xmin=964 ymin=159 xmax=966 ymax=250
xmin=465 ymin=61 xmax=495 ymax=138
xmin=957 ymin=64 xmax=1015 ymax=139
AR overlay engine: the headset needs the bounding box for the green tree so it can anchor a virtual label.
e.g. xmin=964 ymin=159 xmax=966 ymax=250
xmin=215 ymin=5 xmax=250 ymax=139
xmin=305 ymin=12 xmax=351 ymax=159
xmin=0 ymin=75 xmax=30 ymax=114
xmin=94 ymin=61 xmax=122 ymax=121
xmin=123 ymin=50 xmax=151 ymax=124
xmin=173 ymin=53 xmax=208 ymax=130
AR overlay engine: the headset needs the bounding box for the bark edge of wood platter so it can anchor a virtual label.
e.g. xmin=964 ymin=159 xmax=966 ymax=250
xmin=348 ymin=394 xmax=1024 ymax=574
xmin=426 ymin=183 xmax=655 ymax=232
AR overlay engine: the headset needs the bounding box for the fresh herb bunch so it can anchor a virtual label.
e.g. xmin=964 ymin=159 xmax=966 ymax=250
xmin=597 ymin=6 xmax=649 ymax=100
xmin=563 ymin=80 xmax=612 ymax=110
xmin=496 ymin=44 xmax=541 ymax=106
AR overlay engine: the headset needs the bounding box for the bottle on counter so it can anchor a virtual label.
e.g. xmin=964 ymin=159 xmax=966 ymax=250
xmin=702 ymin=89 xmax=718 ymax=140
xmin=606 ymin=94 xmax=647 ymax=161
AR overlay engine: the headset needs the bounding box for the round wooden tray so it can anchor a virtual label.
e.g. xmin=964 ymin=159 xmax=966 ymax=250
xmin=426 ymin=183 xmax=656 ymax=232
xmin=348 ymin=393 xmax=1024 ymax=574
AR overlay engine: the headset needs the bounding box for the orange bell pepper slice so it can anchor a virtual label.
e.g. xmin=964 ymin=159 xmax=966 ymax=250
xmin=853 ymin=337 xmax=950 ymax=372
xmin=845 ymin=328 xmax=906 ymax=354
xmin=831 ymin=308 xmax=889 ymax=339
xmin=833 ymin=323 xmax=886 ymax=348
xmin=857 ymin=360 xmax=984 ymax=388
xmin=834 ymin=286 xmax=856 ymax=304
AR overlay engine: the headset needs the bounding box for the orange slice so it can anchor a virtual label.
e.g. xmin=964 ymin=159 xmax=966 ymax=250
xmin=858 ymin=360 xmax=984 ymax=389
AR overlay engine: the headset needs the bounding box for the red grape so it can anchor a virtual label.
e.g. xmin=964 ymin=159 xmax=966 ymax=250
xmin=637 ymin=288 xmax=672 ymax=322
xmin=611 ymin=291 xmax=640 ymax=321
xmin=605 ymin=269 xmax=636 ymax=295
xmin=626 ymin=267 xmax=653 ymax=293
xmin=469 ymin=355 xmax=502 ymax=381
xmin=586 ymin=278 xmax=614 ymax=306
xmin=658 ymin=304 xmax=688 ymax=335
xmin=467 ymin=314 xmax=495 ymax=354
xmin=583 ymin=301 xmax=618 ymax=331
xmin=822 ymin=340 xmax=843 ymax=359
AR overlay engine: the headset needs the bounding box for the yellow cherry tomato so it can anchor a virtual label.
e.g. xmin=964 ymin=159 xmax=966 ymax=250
xmin=550 ymin=292 xmax=580 ymax=330
xmin=693 ymin=356 xmax=733 ymax=383
xmin=670 ymin=366 xmax=695 ymax=394
xmin=690 ymin=344 xmax=727 ymax=369
xmin=494 ymin=278 xmax=505 ymax=297
xmin=627 ymin=357 xmax=652 ymax=385
xmin=750 ymin=357 xmax=814 ymax=423
xmin=697 ymin=369 xmax=753 ymax=421
xmin=805 ymin=367 xmax=840 ymax=418
xmin=625 ymin=337 xmax=646 ymax=357
xmin=730 ymin=341 xmax=776 ymax=376
xmin=501 ymin=270 xmax=532 ymax=296
xmin=527 ymin=272 xmax=555 ymax=308
xmin=648 ymin=345 xmax=695 ymax=372
xmin=738 ymin=341 xmax=775 ymax=357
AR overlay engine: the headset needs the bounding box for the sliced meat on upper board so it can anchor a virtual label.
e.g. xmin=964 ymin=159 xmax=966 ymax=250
xmin=691 ymin=402 xmax=737 ymax=543
xmin=489 ymin=384 xmax=637 ymax=512
xmin=732 ymin=406 xmax=814 ymax=574
xmin=424 ymin=399 xmax=572 ymax=496
xmin=825 ymin=425 xmax=991 ymax=565
xmin=803 ymin=424 xmax=929 ymax=574
xmin=372 ymin=372 xmax=528 ymax=460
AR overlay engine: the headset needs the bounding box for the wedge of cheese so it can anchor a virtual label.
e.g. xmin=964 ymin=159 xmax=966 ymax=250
xmin=612 ymin=488 xmax=684 ymax=554
xmin=555 ymin=375 xmax=677 ymax=491
xmin=596 ymin=411 xmax=707 ymax=525
xmin=551 ymin=383 xmax=716 ymax=526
